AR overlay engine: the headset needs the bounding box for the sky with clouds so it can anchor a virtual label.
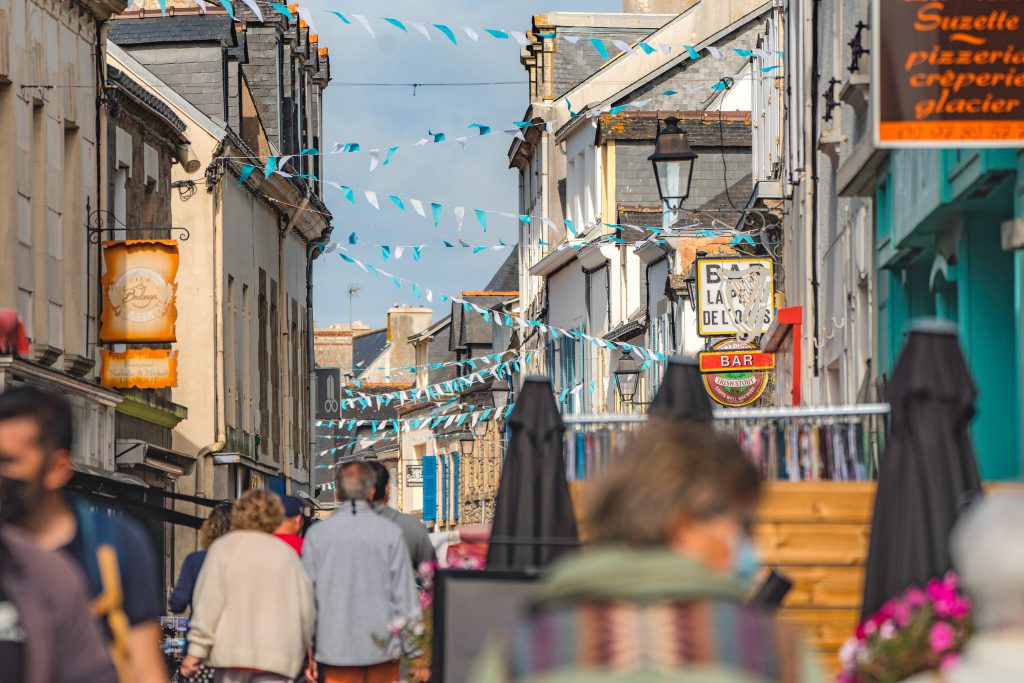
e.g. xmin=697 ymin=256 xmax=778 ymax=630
xmin=310 ymin=0 xmax=621 ymax=330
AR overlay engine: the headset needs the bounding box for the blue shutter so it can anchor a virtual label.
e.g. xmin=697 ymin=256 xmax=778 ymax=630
xmin=452 ymin=452 xmax=460 ymax=521
xmin=422 ymin=455 xmax=437 ymax=521
xmin=441 ymin=456 xmax=448 ymax=522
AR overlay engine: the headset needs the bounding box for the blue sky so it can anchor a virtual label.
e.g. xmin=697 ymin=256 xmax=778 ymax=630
xmin=311 ymin=0 xmax=621 ymax=330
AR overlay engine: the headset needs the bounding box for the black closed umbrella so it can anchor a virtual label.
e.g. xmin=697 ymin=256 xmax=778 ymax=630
xmin=861 ymin=319 xmax=983 ymax=618
xmin=648 ymin=355 xmax=713 ymax=421
xmin=487 ymin=376 xmax=579 ymax=570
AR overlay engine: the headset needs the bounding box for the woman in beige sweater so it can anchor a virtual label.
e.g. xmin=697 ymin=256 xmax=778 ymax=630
xmin=180 ymin=490 xmax=314 ymax=683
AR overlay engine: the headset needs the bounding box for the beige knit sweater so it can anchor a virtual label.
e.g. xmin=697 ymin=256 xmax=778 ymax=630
xmin=187 ymin=530 xmax=314 ymax=677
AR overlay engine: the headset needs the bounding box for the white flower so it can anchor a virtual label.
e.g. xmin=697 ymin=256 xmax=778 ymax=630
xmin=839 ymin=639 xmax=859 ymax=667
xmin=879 ymin=621 xmax=896 ymax=640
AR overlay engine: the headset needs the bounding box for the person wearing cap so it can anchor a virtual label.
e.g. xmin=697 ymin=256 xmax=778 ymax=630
xmin=274 ymin=495 xmax=305 ymax=555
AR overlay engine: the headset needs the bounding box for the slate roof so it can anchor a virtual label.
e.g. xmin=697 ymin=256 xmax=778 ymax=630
xmin=352 ymin=328 xmax=388 ymax=376
xmin=107 ymin=65 xmax=187 ymax=134
xmin=483 ymin=248 xmax=519 ymax=292
xmin=451 ymin=295 xmax=507 ymax=350
xmin=109 ymin=16 xmax=236 ymax=46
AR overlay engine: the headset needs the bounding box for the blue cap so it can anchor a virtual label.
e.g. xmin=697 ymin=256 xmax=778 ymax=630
xmin=281 ymin=495 xmax=303 ymax=518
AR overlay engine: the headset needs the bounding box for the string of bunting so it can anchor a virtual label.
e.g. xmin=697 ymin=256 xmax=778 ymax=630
xmin=271 ymin=5 xmax=783 ymax=65
xmin=332 ymin=357 xmax=525 ymax=409
xmin=254 ymin=171 xmax=759 ymax=245
xmin=333 ymin=217 xmax=759 ymax=260
xmin=224 ymin=82 xmax=769 ymax=172
xmin=335 ymin=248 xmax=672 ymax=365
xmin=345 ymin=350 xmax=524 ymax=382
xmin=315 ymin=402 xmax=517 ymax=458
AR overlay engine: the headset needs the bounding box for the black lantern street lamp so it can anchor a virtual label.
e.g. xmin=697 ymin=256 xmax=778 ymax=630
xmin=458 ymin=432 xmax=476 ymax=457
xmin=648 ymin=116 xmax=699 ymax=210
xmin=613 ymin=352 xmax=643 ymax=405
xmin=684 ymin=251 xmax=705 ymax=311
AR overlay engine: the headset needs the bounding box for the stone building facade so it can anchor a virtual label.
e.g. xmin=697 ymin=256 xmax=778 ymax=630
xmin=511 ymin=1 xmax=766 ymax=411
xmin=0 ymin=0 xmax=127 ymax=469
xmin=314 ymin=322 xmax=372 ymax=372
xmin=105 ymin=1 xmax=332 ymax=564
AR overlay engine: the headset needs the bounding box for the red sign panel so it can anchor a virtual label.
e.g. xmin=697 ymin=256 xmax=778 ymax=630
xmin=699 ymin=351 xmax=775 ymax=374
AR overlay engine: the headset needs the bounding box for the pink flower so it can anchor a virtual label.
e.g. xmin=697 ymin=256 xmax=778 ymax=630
xmin=940 ymin=653 xmax=960 ymax=671
xmin=905 ymin=588 xmax=927 ymax=608
xmin=890 ymin=600 xmax=912 ymax=627
xmin=836 ymin=673 xmax=856 ymax=683
xmin=929 ymin=622 xmax=956 ymax=653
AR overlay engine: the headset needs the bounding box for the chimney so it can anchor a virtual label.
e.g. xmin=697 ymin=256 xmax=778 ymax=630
xmin=623 ymin=0 xmax=696 ymax=13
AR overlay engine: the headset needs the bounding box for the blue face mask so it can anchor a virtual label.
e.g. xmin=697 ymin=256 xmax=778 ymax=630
xmin=733 ymin=537 xmax=760 ymax=585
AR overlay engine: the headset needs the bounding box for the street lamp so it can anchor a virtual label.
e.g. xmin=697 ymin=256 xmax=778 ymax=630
xmin=649 ymin=116 xmax=699 ymax=210
xmin=613 ymin=352 xmax=642 ymax=405
xmin=491 ymin=379 xmax=511 ymax=412
xmin=684 ymin=252 xmax=704 ymax=311
xmin=458 ymin=432 xmax=475 ymax=457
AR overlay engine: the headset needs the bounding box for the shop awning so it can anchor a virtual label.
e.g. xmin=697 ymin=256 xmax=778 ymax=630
xmin=116 ymin=439 xmax=196 ymax=478
xmin=68 ymin=468 xmax=206 ymax=529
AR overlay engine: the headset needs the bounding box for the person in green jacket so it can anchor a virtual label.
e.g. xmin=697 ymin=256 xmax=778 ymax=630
xmin=472 ymin=419 xmax=826 ymax=683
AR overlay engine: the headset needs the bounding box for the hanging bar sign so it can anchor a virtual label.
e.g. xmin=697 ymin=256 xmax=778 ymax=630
xmin=699 ymin=350 xmax=775 ymax=373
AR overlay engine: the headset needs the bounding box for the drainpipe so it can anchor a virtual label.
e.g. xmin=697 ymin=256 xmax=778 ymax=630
xmin=809 ymin=0 xmax=822 ymax=380
xmin=306 ymin=239 xmax=319 ymax=492
xmin=278 ymin=214 xmax=290 ymax=488
xmin=196 ymin=441 xmax=225 ymax=498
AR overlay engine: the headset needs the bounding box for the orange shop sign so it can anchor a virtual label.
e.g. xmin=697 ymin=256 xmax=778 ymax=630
xmin=100 ymin=240 xmax=179 ymax=343
xmin=100 ymin=349 xmax=178 ymax=389
xmin=699 ymin=350 xmax=775 ymax=374
xmin=874 ymin=0 xmax=1024 ymax=146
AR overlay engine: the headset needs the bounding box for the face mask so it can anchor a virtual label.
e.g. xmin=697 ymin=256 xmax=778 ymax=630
xmin=0 ymin=476 xmax=36 ymax=524
xmin=733 ymin=536 xmax=761 ymax=585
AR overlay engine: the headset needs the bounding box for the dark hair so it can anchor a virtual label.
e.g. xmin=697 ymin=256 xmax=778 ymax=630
xmin=0 ymin=386 xmax=74 ymax=453
xmin=586 ymin=419 xmax=761 ymax=547
xmin=365 ymin=460 xmax=389 ymax=502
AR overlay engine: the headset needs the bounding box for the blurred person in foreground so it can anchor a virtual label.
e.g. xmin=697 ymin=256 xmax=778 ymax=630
xmin=169 ymin=503 xmax=233 ymax=613
xmin=0 ymin=386 xmax=165 ymax=682
xmin=365 ymin=460 xmax=436 ymax=570
xmin=302 ymin=460 xmax=420 ymax=683
xmin=180 ymin=490 xmax=314 ymax=682
xmin=0 ymin=520 xmax=117 ymax=682
xmin=472 ymin=419 xmax=825 ymax=683
xmin=274 ymin=494 xmax=306 ymax=555
xmin=902 ymin=493 xmax=1024 ymax=683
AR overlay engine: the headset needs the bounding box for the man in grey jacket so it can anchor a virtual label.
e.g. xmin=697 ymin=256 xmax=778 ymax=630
xmin=365 ymin=460 xmax=436 ymax=571
xmin=302 ymin=460 xmax=420 ymax=683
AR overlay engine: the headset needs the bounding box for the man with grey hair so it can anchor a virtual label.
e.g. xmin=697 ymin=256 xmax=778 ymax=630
xmin=301 ymin=460 xmax=420 ymax=683
xmin=904 ymin=493 xmax=1024 ymax=683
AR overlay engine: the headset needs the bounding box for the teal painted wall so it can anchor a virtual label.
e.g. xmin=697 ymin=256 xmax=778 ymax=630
xmin=876 ymin=150 xmax=1022 ymax=480
xmin=957 ymin=213 xmax=1019 ymax=480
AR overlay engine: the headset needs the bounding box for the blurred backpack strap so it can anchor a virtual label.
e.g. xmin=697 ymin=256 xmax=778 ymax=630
xmin=75 ymin=499 xmax=131 ymax=682
xmin=94 ymin=543 xmax=131 ymax=681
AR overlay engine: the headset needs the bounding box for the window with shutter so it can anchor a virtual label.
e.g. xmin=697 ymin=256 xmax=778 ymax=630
xmin=422 ymin=455 xmax=437 ymax=521
xmin=452 ymin=452 xmax=460 ymax=521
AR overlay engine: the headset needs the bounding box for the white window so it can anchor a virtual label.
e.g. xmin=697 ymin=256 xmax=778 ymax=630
xmin=48 ymin=302 xmax=63 ymax=349
xmin=17 ymin=289 xmax=32 ymax=339
xmin=47 ymin=208 xmax=61 ymax=259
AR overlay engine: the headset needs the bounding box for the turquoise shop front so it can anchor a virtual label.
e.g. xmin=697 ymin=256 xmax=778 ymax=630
xmin=875 ymin=148 xmax=1024 ymax=479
